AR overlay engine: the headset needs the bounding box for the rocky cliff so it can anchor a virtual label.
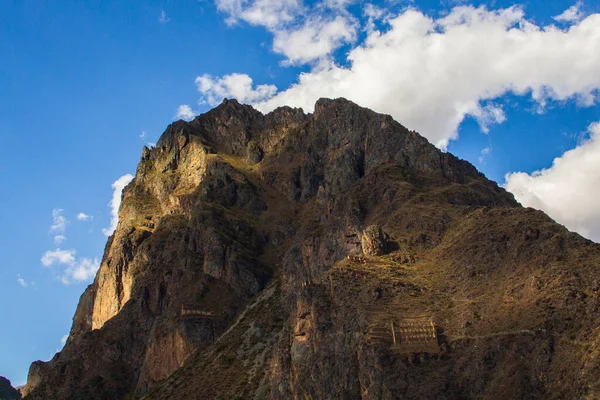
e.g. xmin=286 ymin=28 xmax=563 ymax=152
xmin=24 ymin=98 xmax=600 ymax=399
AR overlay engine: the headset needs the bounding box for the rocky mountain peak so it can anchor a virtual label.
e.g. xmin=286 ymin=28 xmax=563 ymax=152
xmin=23 ymin=99 xmax=600 ymax=400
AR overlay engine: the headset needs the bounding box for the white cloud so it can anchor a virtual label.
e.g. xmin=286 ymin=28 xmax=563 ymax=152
xmin=41 ymin=248 xmax=76 ymax=267
xmin=204 ymin=5 xmax=600 ymax=148
xmin=504 ymin=122 xmax=600 ymax=243
xmin=102 ymin=174 xmax=134 ymax=236
xmin=60 ymin=335 xmax=68 ymax=347
xmin=50 ymin=208 xmax=67 ymax=235
xmin=60 ymin=257 xmax=100 ymax=285
xmin=40 ymin=248 xmax=100 ymax=284
xmin=17 ymin=275 xmax=34 ymax=288
xmin=478 ymin=146 xmax=491 ymax=164
xmin=363 ymin=3 xmax=384 ymax=20
xmin=216 ymin=0 xmax=303 ymax=29
xmin=215 ymin=0 xmax=356 ymax=64
xmin=76 ymin=212 xmax=92 ymax=221
xmin=471 ymin=104 xmax=506 ymax=134
xmin=53 ymin=235 xmax=67 ymax=245
xmin=553 ymin=1 xmax=584 ymax=23
xmin=321 ymin=0 xmax=355 ymax=10
xmin=159 ymin=10 xmax=170 ymax=24
xmin=363 ymin=3 xmax=386 ymax=35
xmin=175 ymin=104 xmax=197 ymax=121
xmin=140 ymin=131 xmax=146 ymax=138
xmin=272 ymin=15 xmax=357 ymax=65
xmin=196 ymin=73 xmax=277 ymax=106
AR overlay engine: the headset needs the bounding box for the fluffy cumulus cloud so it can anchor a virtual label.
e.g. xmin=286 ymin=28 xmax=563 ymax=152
xmin=60 ymin=257 xmax=100 ymax=285
xmin=215 ymin=0 xmax=357 ymax=64
xmin=195 ymin=1 xmax=600 ymax=242
xmin=196 ymin=73 xmax=277 ymax=106
xmin=505 ymin=122 xmax=600 ymax=243
xmin=53 ymin=234 xmax=66 ymax=245
xmin=40 ymin=248 xmax=100 ymax=284
xmin=41 ymin=248 xmax=76 ymax=267
xmin=76 ymin=212 xmax=92 ymax=221
xmin=273 ymin=15 xmax=357 ymax=65
xmin=102 ymin=174 xmax=134 ymax=236
xmin=203 ymin=4 xmax=600 ymax=148
xmin=175 ymin=105 xmax=197 ymax=121
xmin=40 ymin=182 xmax=127 ymax=284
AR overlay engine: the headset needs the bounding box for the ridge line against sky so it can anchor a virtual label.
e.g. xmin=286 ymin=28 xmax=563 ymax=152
xmin=177 ymin=0 xmax=600 ymax=243
xmin=1 ymin=0 xmax=599 ymax=387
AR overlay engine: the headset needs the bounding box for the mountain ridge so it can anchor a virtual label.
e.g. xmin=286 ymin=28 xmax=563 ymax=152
xmin=23 ymin=98 xmax=600 ymax=399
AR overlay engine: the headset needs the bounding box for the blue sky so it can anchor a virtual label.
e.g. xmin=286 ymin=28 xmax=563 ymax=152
xmin=1 ymin=0 xmax=599 ymax=386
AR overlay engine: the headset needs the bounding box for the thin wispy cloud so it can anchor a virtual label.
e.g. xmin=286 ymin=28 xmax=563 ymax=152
xmin=553 ymin=1 xmax=584 ymax=23
xmin=17 ymin=274 xmax=35 ymax=288
xmin=49 ymin=208 xmax=68 ymax=245
xmin=50 ymin=208 xmax=67 ymax=234
xmin=479 ymin=147 xmax=492 ymax=164
xmin=102 ymin=174 xmax=134 ymax=236
xmin=159 ymin=10 xmax=170 ymax=24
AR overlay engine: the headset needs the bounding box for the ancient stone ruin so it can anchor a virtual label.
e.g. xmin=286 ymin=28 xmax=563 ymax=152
xmin=369 ymin=315 xmax=439 ymax=354
xmin=180 ymin=306 xmax=217 ymax=318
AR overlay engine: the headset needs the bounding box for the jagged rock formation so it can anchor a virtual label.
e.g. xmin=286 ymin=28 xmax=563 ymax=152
xmin=0 ymin=376 xmax=21 ymax=400
xmin=24 ymin=98 xmax=600 ymax=399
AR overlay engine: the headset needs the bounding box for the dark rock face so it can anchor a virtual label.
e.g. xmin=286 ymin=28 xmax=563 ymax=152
xmin=24 ymin=98 xmax=600 ymax=400
xmin=0 ymin=376 xmax=21 ymax=399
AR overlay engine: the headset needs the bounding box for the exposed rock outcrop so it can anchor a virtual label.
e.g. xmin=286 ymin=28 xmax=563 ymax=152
xmin=24 ymin=98 xmax=600 ymax=400
xmin=361 ymin=224 xmax=387 ymax=256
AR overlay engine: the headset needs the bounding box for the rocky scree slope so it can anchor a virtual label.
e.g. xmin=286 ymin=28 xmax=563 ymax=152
xmin=23 ymin=98 xmax=600 ymax=399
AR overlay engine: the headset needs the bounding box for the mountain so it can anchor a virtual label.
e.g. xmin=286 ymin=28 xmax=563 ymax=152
xmin=23 ymin=98 xmax=600 ymax=399
xmin=0 ymin=376 xmax=21 ymax=400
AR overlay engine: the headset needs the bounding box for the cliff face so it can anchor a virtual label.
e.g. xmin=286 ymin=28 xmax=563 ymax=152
xmin=24 ymin=98 xmax=600 ymax=399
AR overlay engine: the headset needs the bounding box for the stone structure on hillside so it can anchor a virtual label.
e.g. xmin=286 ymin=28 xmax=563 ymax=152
xmin=180 ymin=306 xmax=216 ymax=318
xmin=369 ymin=316 xmax=439 ymax=354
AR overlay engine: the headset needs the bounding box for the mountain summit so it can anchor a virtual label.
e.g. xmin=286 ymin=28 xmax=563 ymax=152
xmin=23 ymin=98 xmax=600 ymax=399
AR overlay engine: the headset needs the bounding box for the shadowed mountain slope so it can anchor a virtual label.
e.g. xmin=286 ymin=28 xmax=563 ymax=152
xmin=24 ymin=98 xmax=600 ymax=400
